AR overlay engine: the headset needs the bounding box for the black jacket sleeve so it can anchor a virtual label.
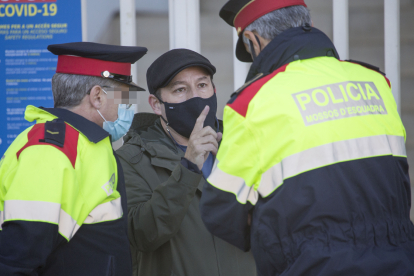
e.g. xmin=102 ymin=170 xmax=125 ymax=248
xmin=0 ymin=220 xmax=66 ymax=275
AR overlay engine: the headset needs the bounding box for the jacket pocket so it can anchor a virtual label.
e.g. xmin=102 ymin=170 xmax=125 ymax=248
xmin=105 ymin=255 xmax=115 ymax=276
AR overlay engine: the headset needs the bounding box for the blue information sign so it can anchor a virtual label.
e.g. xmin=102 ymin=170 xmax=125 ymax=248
xmin=0 ymin=0 xmax=82 ymax=155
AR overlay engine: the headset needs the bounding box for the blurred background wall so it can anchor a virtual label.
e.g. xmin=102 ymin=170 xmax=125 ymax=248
xmin=83 ymin=0 xmax=414 ymax=220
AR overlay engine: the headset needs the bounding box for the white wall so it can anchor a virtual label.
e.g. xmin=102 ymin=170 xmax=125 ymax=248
xmin=84 ymin=0 xmax=167 ymax=42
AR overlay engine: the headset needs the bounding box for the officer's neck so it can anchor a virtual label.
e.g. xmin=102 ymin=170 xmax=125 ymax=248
xmin=68 ymin=103 xmax=104 ymax=128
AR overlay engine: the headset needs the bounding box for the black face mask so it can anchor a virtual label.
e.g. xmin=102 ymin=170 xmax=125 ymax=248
xmin=159 ymin=93 xmax=218 ymax=139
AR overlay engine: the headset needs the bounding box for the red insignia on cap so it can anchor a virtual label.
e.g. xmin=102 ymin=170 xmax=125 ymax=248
xmin=56 ymin=55 xmax=131 ymax=77
xmin=234 ymin=0 xmax=307 ymax=34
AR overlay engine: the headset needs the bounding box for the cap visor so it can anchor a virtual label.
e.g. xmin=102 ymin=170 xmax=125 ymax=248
xmin=236 ymin=32 xmax=253 ymax=63
xmin=112 ymin=79 xmax=145 ymax=91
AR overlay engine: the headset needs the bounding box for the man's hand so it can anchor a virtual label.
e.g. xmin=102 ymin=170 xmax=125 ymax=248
xmin=184 ymin=106 xmax=222 ymax=170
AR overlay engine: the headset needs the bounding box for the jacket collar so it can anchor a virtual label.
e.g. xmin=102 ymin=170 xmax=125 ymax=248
xmin=245 ymin=26 xmax=339 ymax=82
xmin=124 ymin=113 xmax=183 ymax=170
xmin=40 ymin=107 xmax=109 ymax=143
xmin=125 ymin=112 xmax=223 ymax=155
xmin=124 ymin=113 xmax=222 ymax=174
xmin=125 ymin=113 xmax=217 ymax=192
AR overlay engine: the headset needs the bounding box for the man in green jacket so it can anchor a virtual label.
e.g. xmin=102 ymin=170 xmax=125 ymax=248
xmin=116 ymin=49 xmax=257 ymax=276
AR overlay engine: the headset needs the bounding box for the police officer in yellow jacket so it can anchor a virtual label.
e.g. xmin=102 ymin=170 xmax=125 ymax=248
xmin=200 ymin=1 xmax=414 ymax=275
xmin=0 ymin=42 xmax=147 ymax=275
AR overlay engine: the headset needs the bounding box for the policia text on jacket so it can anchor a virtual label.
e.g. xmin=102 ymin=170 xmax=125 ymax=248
xmin=293 ymin=80 xmax=387 ymax=126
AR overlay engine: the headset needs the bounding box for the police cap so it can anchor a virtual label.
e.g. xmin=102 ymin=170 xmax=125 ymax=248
xmin=220 ymin=0 xmax=307 ymax=62
xmin=48 ymin=42 xmax=148 ymax=91
xmin=146 ymin=49 xmax=216 ymax=95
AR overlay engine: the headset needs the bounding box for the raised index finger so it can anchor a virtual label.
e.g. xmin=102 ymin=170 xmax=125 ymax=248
xmin=193 ymin=105 xmax=210 ymax=133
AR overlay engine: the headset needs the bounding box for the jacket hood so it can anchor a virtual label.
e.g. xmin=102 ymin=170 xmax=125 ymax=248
xmin=24 ymin=105 xmax=57 ymax=123
xmin=246 ymin=26 xmax=339 ymax=82
xmin=25 ymin=105 xmax=110 ymax=143
xmin=123 ymin=113 xmax=160 ymax=142
xmin=123 ymin=113 xmax=180 ymax=159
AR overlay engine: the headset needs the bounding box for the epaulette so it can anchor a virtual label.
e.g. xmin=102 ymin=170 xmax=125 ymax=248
xmin=345 ymin=59 xmax=386 ymax=76
xmin=16 ymin=119 xmax=79 ymax=168
xmin=40 ymin=119 xmax=66 ymax=147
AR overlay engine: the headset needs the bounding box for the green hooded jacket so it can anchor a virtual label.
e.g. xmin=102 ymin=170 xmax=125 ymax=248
xmin=116 ymin=113 xmax=257 ymax=276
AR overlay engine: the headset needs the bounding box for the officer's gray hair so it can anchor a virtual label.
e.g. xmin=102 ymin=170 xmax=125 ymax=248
xmin=52 ymin=73 xmax=119 ymax=108
xmin=242 ymin=5 xmax=311 ymax=45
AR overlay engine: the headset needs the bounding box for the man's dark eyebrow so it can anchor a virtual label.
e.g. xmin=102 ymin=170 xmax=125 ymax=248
xmin=168 ymin=76 xmax=209 ymax=88
xmin=197 ymin=76 xmax=209 ymax=82
xmin=168 ymin=80 xmax=187 ymax=88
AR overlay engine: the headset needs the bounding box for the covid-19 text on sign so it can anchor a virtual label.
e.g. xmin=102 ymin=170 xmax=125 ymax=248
xmin=292 ymin=81 xmax=387 ymax=126
xmin=0 ymin=0 xmax=57 ymax=18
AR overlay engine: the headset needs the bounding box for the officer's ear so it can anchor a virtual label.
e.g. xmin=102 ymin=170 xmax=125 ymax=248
xmin=89 ymin=85 xmax=105 ymax=109
xmin=243 ymin=31 xmax=270 ymax=57
xmin=243 ymin=30 xmax=261 ymax=56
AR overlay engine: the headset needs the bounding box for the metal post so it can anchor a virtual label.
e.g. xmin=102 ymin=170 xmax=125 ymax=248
xmin=120 ymin=0 xmax=138 ymax=109
xmin=384 ymin=0 xmax=401 ymax=114
xmin=117 ymin=0 xmax=137 ymax=146
xmin=81 ymin=0 xmax=87 ymax=42
xmin=168 ymin=0 xmax=200 ymax=52
xmin=333 ymin=0 xmax=349 ymax=60
xmin=233 ymin=29 xmax=251 ymax=90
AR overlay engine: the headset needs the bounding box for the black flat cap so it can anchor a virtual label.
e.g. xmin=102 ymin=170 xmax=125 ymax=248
xmin=146 ymin=49 xmax=216 ymax=95
xmin=220 ymin=0 xmax=307 ymax=62
xmin=48 ymin=42 xmax=148 ymax=90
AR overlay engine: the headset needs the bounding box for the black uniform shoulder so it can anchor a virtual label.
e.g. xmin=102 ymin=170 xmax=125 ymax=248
xmin=345 ymin=59 xmax=385 ymax=76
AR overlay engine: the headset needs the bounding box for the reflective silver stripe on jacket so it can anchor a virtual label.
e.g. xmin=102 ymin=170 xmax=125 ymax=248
xmin=208 ymin=159 xmax=258 ymax=205
xmin=209 ymin=135 xmax=406 ymax=205
xmin=1 ymin=200 xmax=79 ymax=240
xmin=59 ymin=209 xmax=80 ymax=240
xmin=257 ymin=135 xmax=406 ymax=198
xmin=4 ymin=200 xmax=61 ymax=223
xmin=1 ymin=197 xmax=123 ymax=238
xmin=84 ymin=197 xmax=122 ymax=224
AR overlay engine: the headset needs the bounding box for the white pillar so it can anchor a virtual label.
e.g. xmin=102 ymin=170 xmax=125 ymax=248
xmin=168 ymin=0 xmax=200 ymax=52
xmin=333 ymin=0 xmax=349 ymax=60
xmin=233 ymin=29 xmax=251 ymax=90
xmin=81 ymin=0 xmax=87 ymax=42
xmin=120 ymin=0 xmax=138 ymax=110
xmin=116 ymin=0 xmax=137 ymax=147
xmin=384 ymin=0 xmax=401 ymax=114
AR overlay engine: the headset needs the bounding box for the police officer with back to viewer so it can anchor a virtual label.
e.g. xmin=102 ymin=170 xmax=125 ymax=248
xmin=200 ymin=0 xmax=414 ymax=275
xmin=116 ymin=48 xmax=257 ymax=276
xmin=0 ymin=42 xmax=147 ymax=275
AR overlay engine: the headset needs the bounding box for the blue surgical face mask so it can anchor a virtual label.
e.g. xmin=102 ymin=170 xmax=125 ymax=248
xmin=97 ymin=104 xmax=134 ymax=142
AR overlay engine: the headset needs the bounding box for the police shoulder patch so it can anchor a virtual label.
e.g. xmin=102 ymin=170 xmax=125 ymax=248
xmin=16 ymin=120 xmax=80 ymax=168
xmin=346 ymin=59 xmax=385 ymax=75
xmin=42 ymin=119 xmax=66 ymax=147
xmin=345 ymin=59 xmax=390 ymax=88
xmin=227 ymin=64 xmax=288 ymax=117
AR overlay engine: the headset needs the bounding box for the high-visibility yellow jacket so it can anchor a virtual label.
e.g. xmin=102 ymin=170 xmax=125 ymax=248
xmin=200 ymin=27 xmax=414 ymax=276
xmin=0 ymin=106 xmax=131 ymax=275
